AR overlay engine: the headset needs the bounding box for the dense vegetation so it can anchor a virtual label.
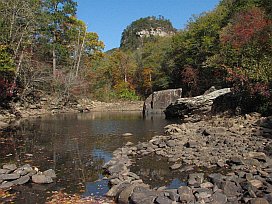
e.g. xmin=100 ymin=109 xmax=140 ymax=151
xmin=0 ymin=0 xmax=271 ymax=114
xmin=0 ymin=0 xmax=104 ymax=105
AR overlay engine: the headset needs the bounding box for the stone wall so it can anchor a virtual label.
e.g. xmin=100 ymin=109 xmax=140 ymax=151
xmin=143 ymin=88 xmax=182 ymax=114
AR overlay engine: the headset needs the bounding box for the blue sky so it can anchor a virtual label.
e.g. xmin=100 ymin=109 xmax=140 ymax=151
xmin=75 ymin=0 xmax=220 ymax=51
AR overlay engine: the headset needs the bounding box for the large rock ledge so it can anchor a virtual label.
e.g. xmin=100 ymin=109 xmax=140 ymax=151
xmin=164 ymin=88 xmax=231 ymax=119
xmin=103 ymin=114 xmax=272 ymax=203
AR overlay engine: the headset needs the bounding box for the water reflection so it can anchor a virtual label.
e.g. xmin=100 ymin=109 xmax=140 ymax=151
xmin=0 ymin=111 xmax=172 ymax=203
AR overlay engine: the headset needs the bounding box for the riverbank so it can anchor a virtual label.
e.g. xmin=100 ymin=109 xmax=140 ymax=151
xmin=0 ymin=99 xmax=144 ymax=131
xmin=104 ymin=113 xmax=272 ymax=203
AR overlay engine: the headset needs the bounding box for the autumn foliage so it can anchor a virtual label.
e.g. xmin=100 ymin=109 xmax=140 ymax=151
xmin=220 ymin=7 xmax=271 ymax=49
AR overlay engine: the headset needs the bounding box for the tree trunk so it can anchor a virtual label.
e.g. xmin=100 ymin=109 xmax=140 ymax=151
xmin=53 ymin=34 xmax=57 ymax=79
xmin=75 ymin=26 xmax=87 ymax=77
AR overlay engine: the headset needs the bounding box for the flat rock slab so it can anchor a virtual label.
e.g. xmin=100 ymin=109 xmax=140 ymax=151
xmin=0 ymin=173 xmax=20 ymax=180
xmin=32 ymin=174 xmax=53 ymax=184
xmin=170 ymin=163 xmax=182 ymax=170
xmin=3 ymin=164 xmax=17 ymax=171
xmin=0 ymin=181 xmax=14 ymax=189
xmin=12 ymin=175 xmax=30 ymax=185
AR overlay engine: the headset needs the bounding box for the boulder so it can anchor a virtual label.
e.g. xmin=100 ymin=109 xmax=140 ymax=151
xmin=32 ymin=174 xmax=53 ymax=184
xmin=43 ymin=169 xmax=56 ymax=178
xmin=143 ymin=88 xmax=182 ymax=114
xmin=164 ymin=88 xmax=231 ymax=119
xmin=178 ymin=186 xmax=195 ymax=203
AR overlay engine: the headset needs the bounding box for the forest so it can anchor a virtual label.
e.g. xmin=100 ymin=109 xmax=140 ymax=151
xmin=0 ymin=0 xmax=271 ymax=114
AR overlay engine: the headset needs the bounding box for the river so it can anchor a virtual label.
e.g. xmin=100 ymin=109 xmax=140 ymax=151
xmin=0 ymin=111 xmax=176 ymax=203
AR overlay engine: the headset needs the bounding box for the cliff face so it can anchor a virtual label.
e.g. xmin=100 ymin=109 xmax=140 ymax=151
xmin=120 ymin=16 xmax=176 ymax=50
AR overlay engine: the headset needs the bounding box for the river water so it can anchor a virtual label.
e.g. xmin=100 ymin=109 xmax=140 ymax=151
xmin=0 ymin=111 xmax=178 ymax=203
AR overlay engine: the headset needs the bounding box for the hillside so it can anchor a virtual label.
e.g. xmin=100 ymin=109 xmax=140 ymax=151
xmin=120 ymin=16 xmax=176 ymax=50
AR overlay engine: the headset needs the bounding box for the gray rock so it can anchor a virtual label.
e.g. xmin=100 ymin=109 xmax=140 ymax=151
xmin=144 ymin=88 xmax=182 ymax=114
xmin=178 ymin=186 xmax=195 ymax=203
xmin=118 ymin=184 xmax=138 ymax=204
xmin=200 ymin=182 xmax=214 ymax=188
xmin=208 ymin=173 xmax=224 ymax=188
xmin=43 ymin=169 xmax=56 ymax=178
xmin=155 ymin=196 xmax=173 ymax=204
xmin=3 ymin=164 xmax=17 ymax=171
xmin=32 ymin=174 xmax=53 ymax=184
xmin=131 ymin=187 xmax=158 ymax=204
xmin=247 ymin=152 xmax=267 ymax=162
xmin=0 ymin=169 xmax=9 ymax=174
xmin=248 ymin=179 xmax=263 ymax=189
xmin=27 ymin=170 xmax=37 ymax=177
xmin=165 ymin=189 xmax=179 ymax=201
xmin=210 ymin=191 xmax=227 ymax=204
xmin=170 ymin=163 xmax=182 ymax=170
xmin=110 ymin=178 xmax=122 ymax=185
xmin=222 ymin=181 xmax=241 ymax=197
xmin=164 ymin=88 xmax=231 ymax=119
xmin=188 ymin=173 xmax=204 ymax=186
xmin=106 ymin=182 xmax=130 ymax=197
xmin=0 ymin=181 xmax=13 ymax=189
xmin=108 ymin=163 xmax=126 ymax=175
xmin=12 ymin=175 xmax=30 ymax=185
xmin=0 ymin=173 xmax=20 ymax=180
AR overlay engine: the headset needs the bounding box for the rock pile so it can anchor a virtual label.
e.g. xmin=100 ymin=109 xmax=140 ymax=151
xmin=0 ymin=164 xmax=56 ymax=189
xmin=104 ymin=114 xmax=272 ymax=203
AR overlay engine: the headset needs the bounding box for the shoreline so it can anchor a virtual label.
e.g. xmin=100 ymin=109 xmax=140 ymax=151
xmin=103 ymin=113 xmax=272 ymax=203
xmin=0 ymin=100 xmax=144 ymax=131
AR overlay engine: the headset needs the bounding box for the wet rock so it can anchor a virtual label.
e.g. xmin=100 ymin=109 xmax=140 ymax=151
xmin=12 ymin=175 xmax=30 ymax=185
xmin=32 ymin=174 xmax=53 ymax=184
xmin=178 ymin=186 xmax=195 ymax=203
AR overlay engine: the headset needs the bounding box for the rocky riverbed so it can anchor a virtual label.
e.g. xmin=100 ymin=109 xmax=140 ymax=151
xmin=103 ymin=113 xmax=272 ymax=203
xmin=0 ymin=164 xmax=56 ymax=189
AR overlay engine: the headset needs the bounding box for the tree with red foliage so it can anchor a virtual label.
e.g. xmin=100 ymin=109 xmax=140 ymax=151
xmin=220 ymin=7 xmax=271 ymax=49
